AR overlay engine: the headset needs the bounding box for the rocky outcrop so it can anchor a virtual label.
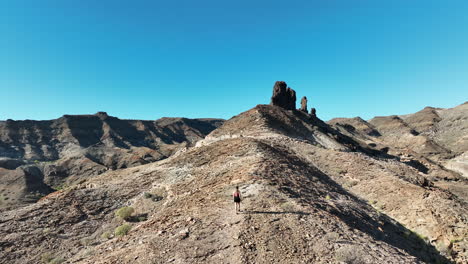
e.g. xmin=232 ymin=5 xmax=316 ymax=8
xmin=300 ymin=96 xmax=308 ymax=112
xmin=0 ymin=158 xmax=25 ymax=170
xmin=310 ymin=108 xmax=316 ymax=117
xmin=270 ymin=81 xmax=296 ymax=110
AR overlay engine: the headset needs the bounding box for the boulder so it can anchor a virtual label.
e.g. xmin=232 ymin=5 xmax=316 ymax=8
xmin=270 ymin=81 xmax=296 ymax=110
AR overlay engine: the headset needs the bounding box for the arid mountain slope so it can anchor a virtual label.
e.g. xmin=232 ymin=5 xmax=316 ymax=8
xmin=0 ymin=113 xmax=223 ymax=209
xmin=401 ymin=103 xmax=468 ymax=177
xmin=401 ymin=103 xmax=468 ymax=153
xmin=1 ymin=104 xmax=466 ymax=263
xmin=329 ymin=102 xmax=468 ymax=179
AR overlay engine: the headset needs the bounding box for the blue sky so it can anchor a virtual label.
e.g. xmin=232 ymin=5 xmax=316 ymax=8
xmin=1 ymin=0 xmax=467 ymax=121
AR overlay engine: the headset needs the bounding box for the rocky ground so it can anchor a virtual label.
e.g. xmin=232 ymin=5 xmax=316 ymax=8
xmin=1 ymin=103 xmax=466 ymax=263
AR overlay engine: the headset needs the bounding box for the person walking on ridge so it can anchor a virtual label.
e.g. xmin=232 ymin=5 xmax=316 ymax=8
xmin=233 ymin=186 xmax=242 ymax=214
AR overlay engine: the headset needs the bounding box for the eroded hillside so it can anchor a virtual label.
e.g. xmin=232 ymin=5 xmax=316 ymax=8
xmin=1 ymin=101 xmax=466 ymax=263
xmin=0 ymin=113 xmax=223 ymax=209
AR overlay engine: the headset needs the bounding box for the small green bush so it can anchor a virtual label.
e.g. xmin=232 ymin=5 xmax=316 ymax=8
xmin=450 ymin=237 xmax=463 ymax=243
xmin=101 ymin=231 xmax=112 ymax=240
xmin=41 ymin=253 xmax=54 ymax=263
xmin=137 ymin=215 xmax=148 ymax=222
xmin=53 ymin=184 xmax=69 ymax=191
xmin=115 ymin=206 xmax=135 ymax=221
xmin=415 ymin=232 xmax=428 ymax=241
xmin=344 ymin=180 xmax=358 ymax=188
xmin=24 ymin=192 xmax=46 ymax=202
xmin=80 ymin=237 xmax=93 ymax=246
xmin=49 ymin=257 xmax=64 ymax=264
xmin=41 ymin=253 xmax=64 ymax=264
xmin=114 ymin=224 xmax=132 ymax=237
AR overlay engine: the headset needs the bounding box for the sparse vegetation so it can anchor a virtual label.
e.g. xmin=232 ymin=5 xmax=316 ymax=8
xmin=41 ymin=253 xmax=53 ymax=263
xmin=325 ymin=194 xmax=331 ymax=200
xmin=416 ymin=233 xmax=428 ymax=241
xmin=335 ymin=168 xmax=347 ymax=175
xmin=52 ymin=184 xmax=69 ymax=191
xmin=137 ymin=215 xmax=148 ymax=222
xmin=83 ymin=248 xmax=95 ymax=257
xmin=403 ymin=229 xmax=429 ymax=247
xmin=437 ymin=242 xmax=453 ymax=257
xmin=280 ymin=201 xmax=295 ymax=211
xmin=41 ymin=253 xmax=64 ymax=264
xmin=80 ymin=237 xmax=93 ymax=246
xmin=115 ymin=206 xmax=135 ymax=221
xmin=23 ymin=192 xmax=46 ymax=203
xmin=49 ymin=257 xmax=65 ymax=264
xmin=344 ymin=180 xmax=358 ymax=188
xmin=114 ymin=224 xmax=131 ymax=237
xmin=450 ymin=237 xmax=463 ymax=243
xmin=101 ymin=231 xmax=112 ymax=240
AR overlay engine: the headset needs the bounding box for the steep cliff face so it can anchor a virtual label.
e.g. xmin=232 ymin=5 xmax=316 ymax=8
xmin=0 ymin=113 xmax=223 ymax=209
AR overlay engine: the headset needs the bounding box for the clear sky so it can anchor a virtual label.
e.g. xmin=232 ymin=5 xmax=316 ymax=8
xmin=1 ymin=0 xmax=467 ymax=121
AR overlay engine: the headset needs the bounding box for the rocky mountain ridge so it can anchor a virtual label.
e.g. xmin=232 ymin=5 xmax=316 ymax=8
xmin=328 ymin=101 xmax=468 ymax=180
xmin=0 ymin=82 xmax=466 ymax=263
xmin=0 ymin=113 xmax=224 ymax=209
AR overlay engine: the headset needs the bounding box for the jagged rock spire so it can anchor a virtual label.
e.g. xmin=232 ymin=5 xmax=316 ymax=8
xmin=300 ymin=96 xmax=308 ymax=112
xmin=270 ymin=81 xmax=296 ymax=110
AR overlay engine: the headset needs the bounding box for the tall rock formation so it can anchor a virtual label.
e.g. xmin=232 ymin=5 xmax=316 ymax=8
xmin=270 ymin=81 xmax=296 ymax=110
xmin=300 ymin=96 xmax=308 ymax=112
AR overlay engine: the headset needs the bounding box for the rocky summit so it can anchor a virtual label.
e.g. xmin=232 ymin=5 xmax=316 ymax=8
xmin=270 ymin=81 xmax=296 ymax=110
xmin=0 ymin=82 xmax=467 ymax=264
